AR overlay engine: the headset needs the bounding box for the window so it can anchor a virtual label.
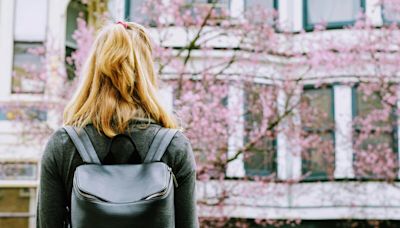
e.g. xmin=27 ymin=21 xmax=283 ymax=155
xmin=303 ymin=0 xmax=365 ymax=30
xmin=125 ymin=0 xmax=147 ymax=24
xmin=0 ymin=162 xmax=38 ymax=227
xmin=12 ymin=0 xmax=48 ymax=94
xmin=65 ymin=0 xmax=88 ymax=80
xmin=172 ymin=81 xmax=230 ymax=179
xmin=244 ymin=0 xmax=277 ymax=25
xmin=245 ymin=0 xmax=276 ymax=11
xmin=0 ymin=188 xmax=36 ymax=227
xmin=185 ymin=0 xmax=230 ymax=21
xmin=243 ymin=85 xmax=277 ymax=176
xmin=382 ymin=1 xmax=400 ymax=23
xmin=352 ymin=86 xmax=398 ymax=179
xmin=300 ymin=87 xmax=335 ymax=180
xmin=12 ymin=43 xmax=45 ymax=93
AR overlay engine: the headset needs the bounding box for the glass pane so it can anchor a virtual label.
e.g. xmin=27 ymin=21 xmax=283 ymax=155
xmin=0 ymin=188 xmax=33 ymax=228
xmin=302 ymin=132 xmax=335 ymax=179
xmin=301 ymin=88 xmax=335 ymax=179
xmin=244 ymin=139 xmax=276 ymax=176
xmin=184 ymin=0 xmax=230 ymax=21
xmin=353 ymin=86 xmax=397 ymax=179
xmin=129 ymin=0 xmax=148 ymax=23
xmin=243 ymin=85 xmax=277 ymax=176
xmin=14 ymin=0 xmax=47 ymax=41
xmin=359 ymin=133 xmax=393 ymax=150
xmin=307 ymin=0 xmax=361 ymax=25
xmin=355 ymin=88 xmax=393 ymax=126
xmin=354 ymin=133 xmax=397 ymax=179
xmin=66 ymin=0 xmax=88 ymax=48
xmin=12 ymin=43 xmax=45 ymax=94
xmin=301 ymin=88 xmax=334 ymax=130
xmin=383 ymin=1 xmax=400 ymax=22
xmin=246 ymin=0 xmax=274 ymax=10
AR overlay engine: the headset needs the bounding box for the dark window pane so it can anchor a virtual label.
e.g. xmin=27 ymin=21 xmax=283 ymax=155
xmin=65 ymin=0 xmax=87 ymax=80
xmin=243 ymin=85 xmax=277 ymax=176
xmin=66 ymin=0 xmax=87 ymax=49
xmin=184 ymin=0 xmax=230 ymax=21
xmin=301 ymin=87 xmax=335 ymax=179
xmin=301 ymin=88 xmax=334 ymax=129
xmin=355 ymin=89 xmax=393 ymax=126
xmin=12 ymin=43 xmax=45 ymax=94
xmin=306 ymin=0 xmax=362 ymax=28
xmin=353 ymin=86 xmax=397 ymax=179
xmin=302 ymin=132 xmax=335 ymax=179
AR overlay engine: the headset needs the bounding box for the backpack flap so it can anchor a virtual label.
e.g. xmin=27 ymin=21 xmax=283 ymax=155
xmin=74 ymin=162 xmax=172 ymax=203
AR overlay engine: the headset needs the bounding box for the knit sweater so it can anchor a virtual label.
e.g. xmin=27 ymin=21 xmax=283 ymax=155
xmin=37 ymin=121 xmax=199 ymax=228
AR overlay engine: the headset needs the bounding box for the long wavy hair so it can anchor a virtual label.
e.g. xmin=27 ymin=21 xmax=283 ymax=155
xmin=64 ymin=22 xmax=177 ymax=137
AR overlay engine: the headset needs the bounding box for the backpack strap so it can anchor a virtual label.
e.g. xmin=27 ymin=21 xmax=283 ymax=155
xmin=143 ymin=128 xmax=178 ymax=163
xmin=63 ymin=126 xmax=101 ymax=164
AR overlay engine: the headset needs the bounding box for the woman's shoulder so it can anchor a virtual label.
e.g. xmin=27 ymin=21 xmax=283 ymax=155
xmin=45 ymin=127 xmax=74 ymax=150
xmin=40 ymin=127 xmax=76 ymax=174
xmin=165 ymin=129 xmax=197 ymax=179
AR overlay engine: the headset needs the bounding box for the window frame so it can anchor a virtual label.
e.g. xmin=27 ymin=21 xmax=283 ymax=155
xmin=303 ymin=0 xmax=366 ymax=31
xmin=300 ymin=85 xmax=336 ymax=181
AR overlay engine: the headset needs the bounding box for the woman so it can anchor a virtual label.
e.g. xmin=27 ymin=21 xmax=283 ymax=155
xmin=37 ymin=21 xmax=198 ymax=228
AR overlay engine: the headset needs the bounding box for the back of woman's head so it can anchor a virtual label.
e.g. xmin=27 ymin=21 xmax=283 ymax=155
xmin=64 ymin=22 xmax=177 ymax=137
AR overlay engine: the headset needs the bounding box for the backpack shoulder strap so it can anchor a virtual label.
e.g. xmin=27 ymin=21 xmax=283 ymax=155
xmin=63 ymin=126 xmax=101 ymax=164
xmin=143 ymin=128 xmax=178 ymax=163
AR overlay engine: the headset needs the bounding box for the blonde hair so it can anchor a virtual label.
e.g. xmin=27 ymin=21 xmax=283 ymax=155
xmin=64 ymin=22 xmax=177 ymax=137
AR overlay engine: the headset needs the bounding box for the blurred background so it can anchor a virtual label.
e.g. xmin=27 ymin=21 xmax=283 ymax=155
xmin=1 ymin=0 xmax=400 ymax=227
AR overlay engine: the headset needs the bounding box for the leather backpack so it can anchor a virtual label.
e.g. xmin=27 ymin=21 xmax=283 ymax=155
xmin=63 ymin=126 xmax=178 ymax=228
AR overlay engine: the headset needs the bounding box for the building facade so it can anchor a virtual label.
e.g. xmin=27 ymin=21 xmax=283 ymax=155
xmin=1 ymin=0 xmax=400 ymax=227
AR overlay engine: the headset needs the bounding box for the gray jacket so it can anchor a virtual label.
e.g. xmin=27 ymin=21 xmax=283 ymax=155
xmin=37 ymin=121 xmax=199 ymax=228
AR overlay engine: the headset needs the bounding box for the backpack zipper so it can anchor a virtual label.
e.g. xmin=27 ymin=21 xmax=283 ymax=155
xmin=76 ymin=187 xmax=108 ymax=202
xmin=144 ymin=167 xmax=178 ymax=200
xmin=167 ymin=167 xmax=178 ymax=188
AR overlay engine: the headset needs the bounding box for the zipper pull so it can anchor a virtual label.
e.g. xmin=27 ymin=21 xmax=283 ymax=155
xmin=168 ymin=167 xmax=179 ymax=188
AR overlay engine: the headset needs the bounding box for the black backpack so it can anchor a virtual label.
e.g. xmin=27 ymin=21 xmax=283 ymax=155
xmin=63 ymin=126 xmax=178 ymax=228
